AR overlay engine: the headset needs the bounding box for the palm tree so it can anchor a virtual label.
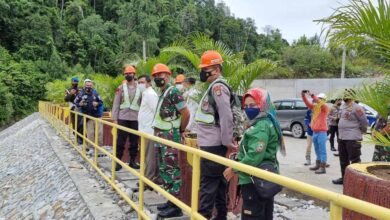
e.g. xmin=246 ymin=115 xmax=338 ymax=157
xmin=318 ymin=0 xmax=390 ymax=61
xmin=352 ymin=77 xmax=390 ymax=146
xmin=319 ymin=0 xmax=390 ymax=147
xmin=161 ymin=33 xmax=275 ymax=95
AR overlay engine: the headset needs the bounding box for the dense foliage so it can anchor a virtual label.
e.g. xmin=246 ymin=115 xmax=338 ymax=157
xmin=0 ymin=0 xmax=388 ymax=127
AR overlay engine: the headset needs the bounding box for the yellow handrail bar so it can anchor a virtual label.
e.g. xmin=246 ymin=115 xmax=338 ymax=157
xmin=38 ymin=102 xmax=390 ymax=220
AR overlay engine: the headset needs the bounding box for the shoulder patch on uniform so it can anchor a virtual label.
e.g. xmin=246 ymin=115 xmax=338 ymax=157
xmin=256 ymin=141 xmax=266 ymax=152
xmin=213 ymin=85 xmax=222 ymax=96
xmin=356 ymin=108 xmax=364 ymax=117
xmin=116 ymin=85 xmax=123 ymax=94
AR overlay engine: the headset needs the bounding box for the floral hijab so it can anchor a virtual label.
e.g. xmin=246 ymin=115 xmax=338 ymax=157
xmin=243 ymin=88 xmax=286 ymax=156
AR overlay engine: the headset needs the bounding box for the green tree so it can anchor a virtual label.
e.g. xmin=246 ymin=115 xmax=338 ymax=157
xmin=318 ymin=0 xmax=390 ymax=61
xmin=162 ymin=33 xmax=275 ymax=94
xmin=282 ymin=45 xmax=338 ymax=78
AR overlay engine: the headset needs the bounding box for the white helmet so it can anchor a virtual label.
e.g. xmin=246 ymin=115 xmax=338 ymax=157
xmin=317 ymin=93 xmax=327 ymax=100
xmin=84 ymin=78 xmax=92 ymax=83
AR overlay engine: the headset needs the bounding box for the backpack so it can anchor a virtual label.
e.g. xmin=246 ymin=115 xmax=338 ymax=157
xmin=207 ymin=81 xmax=246 ymax=141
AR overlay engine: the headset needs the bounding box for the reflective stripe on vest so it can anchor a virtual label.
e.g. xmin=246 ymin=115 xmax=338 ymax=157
xmin=195 ymin=79 xmax=226 ymax=124
xmin=152 ymin=86 xmax=181 ymax=130
xmin=119 ymin=83 xmax=141 ymax=111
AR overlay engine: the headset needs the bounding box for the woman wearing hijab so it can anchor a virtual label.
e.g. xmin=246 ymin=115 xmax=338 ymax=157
xmin=224 ymin=88 xmax=285 ymax=220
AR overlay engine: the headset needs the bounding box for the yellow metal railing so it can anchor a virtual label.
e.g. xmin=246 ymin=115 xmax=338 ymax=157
xmin=39 ymin=101 xmax=390 ymax=220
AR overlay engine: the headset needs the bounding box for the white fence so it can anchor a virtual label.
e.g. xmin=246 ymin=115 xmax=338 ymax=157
xmin=251 ymin=78 xmax=381 ymax=100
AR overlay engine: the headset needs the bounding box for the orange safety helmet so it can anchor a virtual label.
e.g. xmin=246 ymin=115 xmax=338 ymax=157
xmin=123 ymin=65 xmax=136 ymax=74
xmin=175 ymin=74 xmax=185 ymax=83
xmin=199 ymin=50 xmax=223 ymax=68
xmin=152 ymin=63 xmax=172 ymax=76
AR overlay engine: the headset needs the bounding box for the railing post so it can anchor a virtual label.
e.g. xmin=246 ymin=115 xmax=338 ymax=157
xmin=191 ymin=153 xmax=201 ymax=220
xmin=83 ymin=115 xmax=87 ymax=155
xmin=68 ymin=109 xmax=71 ymax=140
xmin=330 ymin=201 xmax=342 ymax=220
xmin=138 ymin=136 xmax=146 ymax=220
xmin=55 ymin=106 xmax=59 ymax=129
xmin=111 ymin=127 xmax=117 ymax=183
xmin=74 ymin=113 xmax=78 ymax=147
xmin=62 ymin=108 xmax=65 ymax=128
xmin=94 ymin=119 xmax=99 ymax=165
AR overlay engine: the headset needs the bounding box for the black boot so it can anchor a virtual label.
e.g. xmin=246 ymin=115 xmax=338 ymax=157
xmin=157 ymin=201 xmax=172 ymax=211
xmin=158 ymin=203 xmax=183 ymax=218
xmin=129 ymin=160 xmax=140 ymax=169
xmin=332 ymin=178 xmax=343 ymax=185
xmin=330 ymin=146 xmax=337 ymax=151
xmin=115 ymin=164 xmax=122 ymax=171
xmin=310 ymin=160 xmax=320 ymax=171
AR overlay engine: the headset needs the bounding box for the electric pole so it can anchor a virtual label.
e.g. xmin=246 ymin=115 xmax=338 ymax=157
xmin=341 ymin=45 xmax=346 ymax=78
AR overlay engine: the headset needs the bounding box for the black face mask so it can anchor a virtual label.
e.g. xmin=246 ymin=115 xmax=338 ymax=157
xmin=154 ymin=77 xmax=166 ymax=87
xmin=125 ymin=74 xmax=134 ymax=82
xmin=85 ymin=87 xmax=92 ymax=93
xmin=199 ymin=70 xmax=212 ymax=82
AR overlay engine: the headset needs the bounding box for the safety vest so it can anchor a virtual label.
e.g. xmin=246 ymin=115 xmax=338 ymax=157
xmin=195 ymin=79 xmax=226 ymax=124
xmin=152 ymin=86 xmax=181 ymax=130
xmin=119 ymin=83 xmax=141 ymax=111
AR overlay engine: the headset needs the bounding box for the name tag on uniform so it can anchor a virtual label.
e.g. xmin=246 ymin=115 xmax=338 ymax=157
xmin=243 ymin=209 xmax=252 ymax=215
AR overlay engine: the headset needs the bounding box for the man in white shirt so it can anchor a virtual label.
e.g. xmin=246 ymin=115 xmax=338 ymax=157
xmin=137 ymin=75 xmax=159 ymax=182
xmin=183 ymin=77 xmax=199 ymax=133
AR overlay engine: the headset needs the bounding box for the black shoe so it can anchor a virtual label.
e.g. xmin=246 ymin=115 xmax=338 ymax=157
xmin=129 ymin=161 xmax=140 ymax=169
xmin=157 ymin=201 xmax=172 ymax=211
xmin=115 ymin=164 xmax=122 ymax=171
xmin=158 ymin=205 xmax=183 ymax=218
xmin=331 ymin=147 xmax=337 ymax=151
xmin=334 ymin=153 xmax=339 ymax=156
xmin=332 ymin=178 xmax=343 ymax=185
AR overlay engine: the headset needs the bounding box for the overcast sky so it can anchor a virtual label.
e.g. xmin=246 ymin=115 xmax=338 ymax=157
xmin=220 ymin=0 xmax=350 ymax=43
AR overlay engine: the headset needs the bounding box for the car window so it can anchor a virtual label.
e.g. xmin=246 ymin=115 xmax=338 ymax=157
xmin=273 ymin=101 xmax=281 ymax=110
xmin=364 ymin=108 xmax=373 ymax=116
xmin=279 ymin=101 xmax=293 ymax=110
xmin=295 ymin=101 xmax=308 ymax=110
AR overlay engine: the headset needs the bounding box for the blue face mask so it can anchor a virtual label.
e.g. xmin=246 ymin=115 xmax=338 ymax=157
xmin=244 ymin=108 xmax=260 ymax=120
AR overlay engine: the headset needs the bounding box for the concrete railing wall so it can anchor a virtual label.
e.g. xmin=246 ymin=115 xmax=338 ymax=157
xmin=251 ymin=78 xmax=381 ymax=100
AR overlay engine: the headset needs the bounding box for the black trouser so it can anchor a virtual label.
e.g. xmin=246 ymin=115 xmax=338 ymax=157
xmin=338 ymin=139 xmax=361 ymax=178
xmin=116 ymin=120 xmax=139 ymax=161
xmin=199 ymin=146 xmax=228 ymax=220
xmin=241 ymin=183 xmax=274 ymax=220
xmin=329 ymin=125 xmax=339 ymax=149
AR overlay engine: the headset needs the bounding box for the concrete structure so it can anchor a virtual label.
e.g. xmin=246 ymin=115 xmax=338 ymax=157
xmin=251 ymin=78 xmax=381 ymax=100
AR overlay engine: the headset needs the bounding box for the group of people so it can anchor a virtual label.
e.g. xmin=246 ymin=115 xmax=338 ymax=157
xmin=301 ymin=89 xmax=369 ymax=185
xmin=64 ymin=50 xmax=284 ymax=219
xmin=65 ymin=77 xmax=104 ymax=149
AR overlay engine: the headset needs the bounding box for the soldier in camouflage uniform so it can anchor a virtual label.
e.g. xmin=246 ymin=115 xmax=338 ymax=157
xmin=151 ymin=63 xmax=190 ymax=218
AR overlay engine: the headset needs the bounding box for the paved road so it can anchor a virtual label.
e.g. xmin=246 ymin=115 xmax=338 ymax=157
xmin=278 ymin=132 xmax=374 ymax=194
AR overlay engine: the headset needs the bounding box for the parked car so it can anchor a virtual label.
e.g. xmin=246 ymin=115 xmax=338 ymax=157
xmin=358 ymin=103 xmax=377 ymax=130
xmin=273 ymin=98 xmax=308 ymax=138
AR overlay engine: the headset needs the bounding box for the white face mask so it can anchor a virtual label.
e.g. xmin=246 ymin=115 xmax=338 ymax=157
xmin=176 ymin=84 xmax=183 ymax=91
xmin=138 ymin=83 xmax=146 ymax=92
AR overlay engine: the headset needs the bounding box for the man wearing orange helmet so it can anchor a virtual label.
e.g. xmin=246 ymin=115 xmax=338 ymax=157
xmin=175 ymin=74 xmax=185 ymax=92
xmin=151 ymin=63 xmax=190 ymax=218
xmin=112 ymin=65 xmax=141 ymax=171
xmin=196 ymin=50 xmax=236 ymax=220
